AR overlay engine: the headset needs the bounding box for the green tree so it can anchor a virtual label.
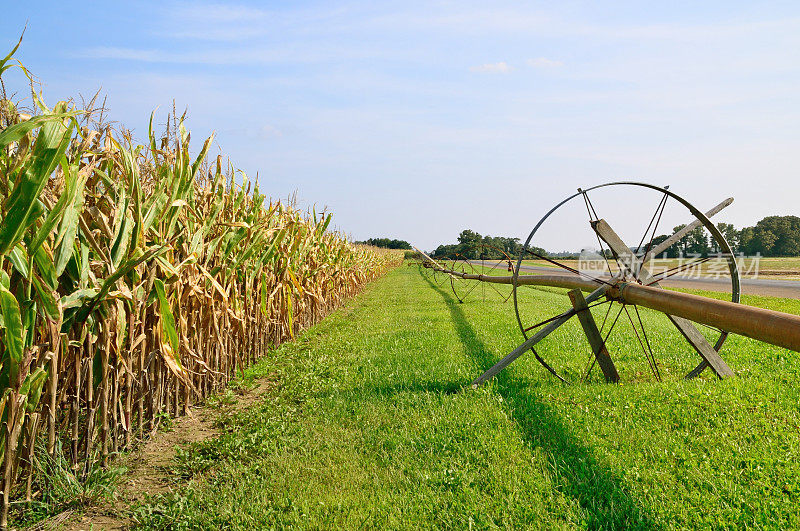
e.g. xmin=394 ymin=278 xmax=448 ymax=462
xmin=364 ymin=238 xmax=412 ymax=250
xmin=715 ymin=223 xmax=740 ymax=253
xmin=430 ymin=230 xmax=547 ymax=260
xmin=740 ymin=216 xmax=800 ymax=256
xmin=686 ymin=226 xmax=710 ymax=256
xmin=647 ymin=234 xmax=674 ymax=258
xmin=457 ymin=229 xmax=482 ymax=247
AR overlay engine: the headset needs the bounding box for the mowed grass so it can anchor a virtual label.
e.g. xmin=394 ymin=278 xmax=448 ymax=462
xmin=133 ymin=264 xmax=800 ymax=529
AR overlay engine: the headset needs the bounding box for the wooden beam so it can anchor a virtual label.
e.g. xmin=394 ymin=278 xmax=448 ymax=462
xmin=643 ymin=197 xmax=733 ymax=261
xmin=568 ymin=289 xmax=619 ymax=383
xmin=472 ymin=282 xmax=611 ymax=386
xmin=592 ymin=219 xmax=734 ymax=378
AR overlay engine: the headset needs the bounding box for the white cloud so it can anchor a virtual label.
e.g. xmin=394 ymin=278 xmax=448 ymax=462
xmin=167 ymin=27 xmax=268 ymax=42
xmin=159 ymin=3 xmax=272 ymax=41
xmin=527 ymin=57 xmax=563 ymax=68
xmin=73 ymin=45 xmax=383 ymax=65
xmin=469 ymin=62 xmax=512 ymax=74
xmin=80 ymin=47 xmax=168 ymax=62
xmin=170 ymin=2 xmax=270 ymax=23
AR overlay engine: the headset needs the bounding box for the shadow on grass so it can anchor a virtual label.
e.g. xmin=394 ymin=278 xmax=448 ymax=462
xmin=424 ymin=275 xmax=661 ymax=530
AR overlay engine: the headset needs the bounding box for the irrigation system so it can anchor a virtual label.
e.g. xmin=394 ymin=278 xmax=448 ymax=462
xmin=415 ymin=182 xmax=800 ymax=386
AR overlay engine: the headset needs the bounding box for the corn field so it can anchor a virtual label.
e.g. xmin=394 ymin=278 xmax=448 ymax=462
xmin=0 ymin=40 xmax=400 ymax=525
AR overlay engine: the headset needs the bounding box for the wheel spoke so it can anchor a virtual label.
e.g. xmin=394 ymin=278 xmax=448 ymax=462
xmin=522 ymin=298 xmax=610 ymax=333
xmin=524 ymin=248 xmax=613 ymax=286
xmin=633 ymin=305 xmax=660 ymax=380
xmin=643 ymin=197 xmax=733 ymax=263
xmin=502 ymin=184 xmax=739 ymax=385
xmin=463 ymin=245 xmax=516 ymax=302
xmin=473 ymin=307 xmax=577 ymax=386
xmin=623 ymin=305 xmax=661 ymax=381
xmin=582 ymin=300 xmax=615 ymax=377
xmin=481 ymin=269 xmax=606 ymax=385
xmin=581 ymin=189 xmax=616 ymax=277
xmin=645 ymin=256 xmax=713 ymax=285
xmin=485 ymin=281 xmax=510 ymax=301
xmin=584 ymin=304 xmax=624 ymax=381
xmin=636 ymin=189 xmax=669 ymax=258
xmin=590 ymin=216 xmax=734 ymax=378
xmin=449 ymin=254 xmax=477 ymax=301
xmin=460 ymin=276 xmax=481 ymax=300
xmin=667 ymin=315 xmax=734 ymax=378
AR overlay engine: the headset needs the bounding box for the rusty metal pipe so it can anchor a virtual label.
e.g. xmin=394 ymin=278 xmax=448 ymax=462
xmin=449 ymin=272 xmax=600 ymax=292
xmin=618 ymin=283 xmax=800 ymax=353
xmin=429 ymin=263 xmax=800 ymax=353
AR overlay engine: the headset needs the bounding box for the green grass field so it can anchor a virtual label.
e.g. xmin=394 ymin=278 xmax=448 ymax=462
xmin=132 ymin=264 xmax=800 ymax=529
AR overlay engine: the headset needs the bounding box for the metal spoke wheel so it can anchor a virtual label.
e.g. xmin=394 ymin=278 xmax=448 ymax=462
xmin=449 ymin=244 xmax=515 ymax=303
xmin=417 ymin=260 xmax=432 ymax=279
xmin=448 ymin=253 xmax=476 ymax=303
xmin=508 ymin=182 xmax=740 ymax=384
xmin=431 ymin=260 xmax=450 ymax=285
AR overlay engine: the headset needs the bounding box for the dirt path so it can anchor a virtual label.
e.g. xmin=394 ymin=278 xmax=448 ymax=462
xmin=46 ymin=379 xmax=275 ymax=531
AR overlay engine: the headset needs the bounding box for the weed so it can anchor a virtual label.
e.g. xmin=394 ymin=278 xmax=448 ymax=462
xmin=12 ymin=440 xmax=125 ymax=526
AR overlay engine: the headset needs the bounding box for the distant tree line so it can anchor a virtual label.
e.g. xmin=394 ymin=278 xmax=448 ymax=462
xmin=430 ymin=230 xmax=546 ymax=260
xmin=430 ymin=215 xmax=800 ymax=259
xmin=359 ymin=237 xmax=412 ymax=250
xmin=651 ymin=216 xmax=800 ymax=257
xmin=739 ymin=216 xmax=800 ymax=256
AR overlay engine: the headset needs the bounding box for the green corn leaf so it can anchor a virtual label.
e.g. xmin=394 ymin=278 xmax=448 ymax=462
xmin=20 ymin=367 xmax=48 ymax=412
xmin=31 ymin=273 xmax=60 ymax=320
xmin=148 ymin=110 xmax=159 ymax=155
xmin=110 ymin=211 xmax=133 ymax=270
xmin=257 ymin=227 xmax=287 ymax=266
xmin=79 ymin=245 xmax=90 ymax=288
xmin=7 ymin=245 xmax=29 ymax=278
xmin=260 ymin=273 xmax=268 ymax=317
xmin=190 ymin=134 xmax=213 ymax=179
xmin=232 ymin=231 xmax=265 ymax=269
xmin=124 ymin=144 xmax=144 ymax=252
xmin=0 ymin=113 xmax=73 ymax=151
xmin=141 ymin=190 xmax=167 ymax=236
xmin=0 ymin=282 xmax=24 ymax=383
xmin=60 ymin=288 xmax=99 ymax=310
xmin=0 ymin=30 xmax=24 ymax=74
xmin=75 ymin=244 xmax=168 ymax=323
xmin=110 ymin=181 xmax=127 ymax=241
xmin=0 ymin=108 xmax=74 ymax=256
xmin=318 ymin=213 xmax=332 ymax=237
xmin=54 ymin=200 xmax=82 ymax=277
xmin=153 ymin=278 xmax=181 ymax=369
xmin=93 ymin=350 xmax=102 ymax=389
xmin=188 ymin=230 xmax=204 ymax=258
xmin=32 ymin=243 xmax=57 ymax=289
xmin=29 ymin=157 xmax=87 ymax=256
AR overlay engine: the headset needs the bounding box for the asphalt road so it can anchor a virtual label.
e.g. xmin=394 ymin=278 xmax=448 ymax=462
xmin=465 ymin=260 xmax=800 ymax=299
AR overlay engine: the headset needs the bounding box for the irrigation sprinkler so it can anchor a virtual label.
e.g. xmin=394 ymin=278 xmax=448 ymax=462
xmin=442 ymin=245 xmax=515 ymax=303
xmin=415 ymin=182 xmax=800 ymax=386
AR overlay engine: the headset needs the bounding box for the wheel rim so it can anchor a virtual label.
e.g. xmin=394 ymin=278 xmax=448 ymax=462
xmin=512 ymin=182 xmax=740 ymax=383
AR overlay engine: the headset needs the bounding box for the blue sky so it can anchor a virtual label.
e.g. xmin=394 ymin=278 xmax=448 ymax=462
xmin=2 ymin=1 xmax=799 ymax=251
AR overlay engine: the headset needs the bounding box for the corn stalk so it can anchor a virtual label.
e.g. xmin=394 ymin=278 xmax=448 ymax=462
xmin=0 ymin=46 xmax=401 ymax=526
